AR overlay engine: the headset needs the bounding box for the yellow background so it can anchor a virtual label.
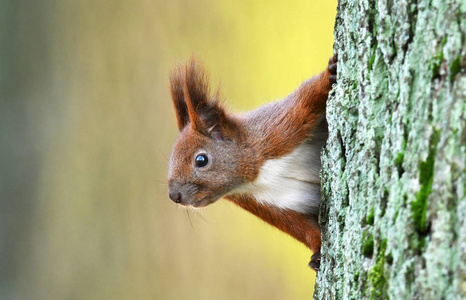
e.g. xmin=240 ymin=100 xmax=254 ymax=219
xmin=1 ymin=1 xmax=337 ymax=299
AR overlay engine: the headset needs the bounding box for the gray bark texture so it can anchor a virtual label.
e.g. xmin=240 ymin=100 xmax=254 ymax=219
xmin=314 ymin=0 xmax=466 ymax=299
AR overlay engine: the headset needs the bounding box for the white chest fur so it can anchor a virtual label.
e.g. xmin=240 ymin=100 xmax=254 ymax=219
xmin=232 ymin=141 xmax=323 ymax=215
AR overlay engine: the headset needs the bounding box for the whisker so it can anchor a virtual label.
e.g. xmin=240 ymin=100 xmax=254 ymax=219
xmin=155 ymin=146 xmax=169 ymax=162
xmin=193 ymin=207 xmax=208 ymax=222
xmin=186 ymin=209 xmax=194 ymax=229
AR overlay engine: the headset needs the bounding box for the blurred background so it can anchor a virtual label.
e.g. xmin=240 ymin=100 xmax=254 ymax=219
xmin=0 ymin=1 xmax=336 ymax=299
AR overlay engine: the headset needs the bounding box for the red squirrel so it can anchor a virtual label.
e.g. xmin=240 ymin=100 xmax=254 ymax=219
xmin=167 ymin=54 xmax=337 ymax=271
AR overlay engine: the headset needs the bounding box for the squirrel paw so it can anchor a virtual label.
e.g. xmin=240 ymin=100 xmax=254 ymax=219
xmin=328 ymin=52 xmax=338 ymax=84
xmin=309 ymin=251 xmax=321 ymax=272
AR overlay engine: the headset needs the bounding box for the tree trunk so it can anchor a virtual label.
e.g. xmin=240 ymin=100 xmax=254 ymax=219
xmin=314 ymin=0 xmax=465 ymax=299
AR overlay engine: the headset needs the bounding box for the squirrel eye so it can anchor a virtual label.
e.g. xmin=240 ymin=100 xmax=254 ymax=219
xmin=195 ymin=154 xmax=209 ymax=168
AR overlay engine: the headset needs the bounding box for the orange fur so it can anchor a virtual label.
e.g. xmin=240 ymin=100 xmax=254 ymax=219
xmin=226 ymin=194 xmax=321 ymax=253
xmin=243 ymin=69 xmax=332 ymax=164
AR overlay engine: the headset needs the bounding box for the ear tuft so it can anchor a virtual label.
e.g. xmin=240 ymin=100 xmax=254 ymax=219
xmin=183 ymin=60 xmax=227 ymax=138
xmin=169 ymin=59 xmax=212 ymax=132
xmin=169 ymin=66 xmax=189 ymax=131
xmin=169 ymin=58 xmax=236 ymax=141
xmin=183 ymin=60 xmax=211 ymax=133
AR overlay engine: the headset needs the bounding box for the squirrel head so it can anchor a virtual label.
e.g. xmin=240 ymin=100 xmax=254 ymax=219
xmin=167 ymin=60 xmax=257 ymax=207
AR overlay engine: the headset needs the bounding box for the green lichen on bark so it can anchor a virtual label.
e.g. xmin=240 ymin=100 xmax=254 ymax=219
xmin=362 ymin=231 xmax=374 ymax=257
xmin=368 ymin=239 xmax=388 ymax=300
xmin=411 ymin=129 xmax=440 ymax=233
xmin=314 ymin=0 xmax=466 ymax=299
xmin=366 ymin=207 xmax=375 ymax=225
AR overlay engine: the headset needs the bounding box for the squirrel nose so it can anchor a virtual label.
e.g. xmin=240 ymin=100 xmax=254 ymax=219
xmin=169 ymin=191 xmax=182 ymax=203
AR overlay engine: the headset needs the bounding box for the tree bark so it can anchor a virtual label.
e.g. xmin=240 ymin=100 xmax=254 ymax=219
xmin=314 ymin=0 xmax=465 ymax=299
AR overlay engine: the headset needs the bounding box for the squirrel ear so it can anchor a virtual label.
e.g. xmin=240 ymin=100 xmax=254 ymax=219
xmin=171 ymin=59 xmax=235 ymax=140
xmin=169 ymin=67 xmax=190 ymax=131
xmin=183 ymin=60 xmax=231 ymax=141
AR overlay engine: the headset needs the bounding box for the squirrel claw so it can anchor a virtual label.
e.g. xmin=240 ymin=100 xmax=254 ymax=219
xmin=309 ymin=251 xmax=321 ymax=272
xmin=328 ymin=52 xmax=338 ymax=84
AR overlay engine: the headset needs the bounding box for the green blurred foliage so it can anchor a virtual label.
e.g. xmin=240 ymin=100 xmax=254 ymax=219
xmin=0 ymin=1 xmax=336 ymax=299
